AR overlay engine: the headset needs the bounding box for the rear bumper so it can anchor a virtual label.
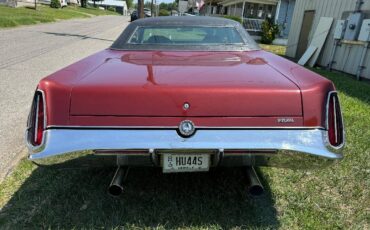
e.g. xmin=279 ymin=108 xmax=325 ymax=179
xmin=27 ymin=128 xmax=343 ymax=169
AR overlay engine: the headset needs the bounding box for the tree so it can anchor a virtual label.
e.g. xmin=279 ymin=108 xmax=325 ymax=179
xmin=137 ymin=0 xmax=144 ymax=18
xmin=159 ymin=8 xmax=169 ymax=16
xmin=158 ymin=1 xmax=177 ymax=13
xmin=91 ymin=0 xmax=103 ymax=7
xmin=144 ymin=1 xmax=151 ymax=8
xmin=261 ymin=18 xmax=279 ymax=44
xmin=171 ymin=2 xmax=177 ymax=10
xmin=126 ymin=0 xmax=133 ymax=9
xmin=159 ymin=2 xmax=167 ymax=10
xmin=50 ymin=0 xmax=61 ymax=8
xmin=80 ymin=0 xmax=87 ymax=8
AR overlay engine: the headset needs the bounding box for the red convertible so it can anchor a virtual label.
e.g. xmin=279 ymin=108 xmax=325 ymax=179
xmin=26 ymin=17 xmax=344 ymax=196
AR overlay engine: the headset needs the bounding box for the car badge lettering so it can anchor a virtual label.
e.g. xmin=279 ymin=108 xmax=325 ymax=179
xmin=179 ymin=120 xmax=195 ymax=137
xmin=277 ymin=118 xmax=295 ymax=123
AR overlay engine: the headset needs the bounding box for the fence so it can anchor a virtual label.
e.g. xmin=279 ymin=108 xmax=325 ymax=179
xmin=242 ymin=18 xmax=264 ymax=32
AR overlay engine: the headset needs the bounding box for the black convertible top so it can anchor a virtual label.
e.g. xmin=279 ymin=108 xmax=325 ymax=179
xmin=111 ymin=16 xmax=260 ymax=51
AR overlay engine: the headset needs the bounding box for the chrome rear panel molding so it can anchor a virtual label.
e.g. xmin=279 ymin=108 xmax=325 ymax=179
xmin=27 ymin=129 xmax=343 ymax=169
xmin=46 ymin=125 xmax=326 ymax=130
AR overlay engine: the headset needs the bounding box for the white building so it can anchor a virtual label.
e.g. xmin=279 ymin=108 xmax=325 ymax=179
xmin=286 ymin=0 xmax=370 ymax=80
xmin=88 ymin=0 xmax=128 ymax=15
xmin=204 ymin=0 xmax=296 ymax=40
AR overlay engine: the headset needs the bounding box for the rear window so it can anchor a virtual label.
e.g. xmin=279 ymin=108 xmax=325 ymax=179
xmin=127 ymin=26 xmax=244 ymax=45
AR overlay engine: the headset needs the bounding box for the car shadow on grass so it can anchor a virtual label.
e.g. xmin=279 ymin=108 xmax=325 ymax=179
xmin=0 ymin=164 xmax=279 ymax=229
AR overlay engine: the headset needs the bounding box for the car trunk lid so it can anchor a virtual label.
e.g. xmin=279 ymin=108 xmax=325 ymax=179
xmin=70 ymin=51 xmax=302 ymax=117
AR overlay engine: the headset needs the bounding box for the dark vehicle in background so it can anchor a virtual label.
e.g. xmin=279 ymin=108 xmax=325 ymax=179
xmin=131 ymin=8 xmax=152 ymax=21
xmin=180 ymin=12 xmax=199 ymax=16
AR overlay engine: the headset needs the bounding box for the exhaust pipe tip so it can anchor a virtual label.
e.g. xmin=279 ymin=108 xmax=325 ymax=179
xmin=108 ymin=166 xmax=129 ymax=197
xmin=248 ymin=184 xmax=264 ymax=196
xmin=108 ymin=184 xmax=124 ymax=197
xmin=245 ymin=167 xmax=264 ymax=197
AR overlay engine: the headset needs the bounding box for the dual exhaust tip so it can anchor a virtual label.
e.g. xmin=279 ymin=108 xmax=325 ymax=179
xmin=107 ymin=166 xmax=264 ymax=197
xmin=245 ymin=167 xmax=264 ymax=197
xmin=108 ymin=167 xmax=129 ymax=197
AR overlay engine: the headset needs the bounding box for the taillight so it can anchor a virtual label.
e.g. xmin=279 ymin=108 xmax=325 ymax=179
xmin=28 ymin=90 xmax=45 ymax=146
xmin=326 ymin=92 xmax=344 ymax=147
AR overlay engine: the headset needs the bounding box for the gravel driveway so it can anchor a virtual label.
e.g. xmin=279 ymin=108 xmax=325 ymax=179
xmin=0 ymin=15 xmax=129 ymax=181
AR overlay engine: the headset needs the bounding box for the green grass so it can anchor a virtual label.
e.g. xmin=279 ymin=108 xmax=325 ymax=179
xmin=0 ymin=57 xmax=369 ymax=228
xmin=260 ymin=44 xmax=287 ymax=56
xmin=0 ymin=5 xmax=119 ymax=28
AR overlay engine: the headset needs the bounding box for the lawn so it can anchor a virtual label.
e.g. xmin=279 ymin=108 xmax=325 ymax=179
xmin=0 ymin=5 xmax=119 ymax=28
xmin=259 ymin=44 xmax=287 ymax=56
xmin=0 ymin=50 xmax=369 ymax=228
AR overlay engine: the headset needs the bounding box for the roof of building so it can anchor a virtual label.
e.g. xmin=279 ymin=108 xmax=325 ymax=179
xmin=87 ymin=0 xmax=127 ymax=7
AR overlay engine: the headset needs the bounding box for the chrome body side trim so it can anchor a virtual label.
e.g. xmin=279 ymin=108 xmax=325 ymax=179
xmin=27 ymin=129 xmax=343 ymax=169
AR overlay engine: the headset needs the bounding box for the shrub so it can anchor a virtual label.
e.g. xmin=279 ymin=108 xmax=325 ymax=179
xmin=107 ymin=6 xmax=116 ymax=12
xmin=222 ymin=15 xmax=242 ymax=24
xmin=261 ymin=18 xmax=279 ymax=44
xmin=50 ymin=0 xmax=61 ymax=8
xmin=159 ymin=9 xmax=169 ymax=16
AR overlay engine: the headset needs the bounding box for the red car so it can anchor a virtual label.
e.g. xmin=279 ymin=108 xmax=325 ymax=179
xmin=26 ymin=17 xmax=344 ymax=196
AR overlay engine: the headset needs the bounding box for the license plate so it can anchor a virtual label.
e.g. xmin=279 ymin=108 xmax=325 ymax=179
xmin=162 ymin=154 xmax=210 ymax=173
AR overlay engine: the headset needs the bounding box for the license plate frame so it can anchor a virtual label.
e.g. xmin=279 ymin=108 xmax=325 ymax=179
xmin=162 ymin=153 xmax=210 ymax=173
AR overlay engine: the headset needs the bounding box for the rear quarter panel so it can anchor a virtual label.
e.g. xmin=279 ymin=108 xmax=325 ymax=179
xmin=253 ymin=51 xmax=335 ymax=128
xmin=38 ymin=49 xmax=118 ymax=126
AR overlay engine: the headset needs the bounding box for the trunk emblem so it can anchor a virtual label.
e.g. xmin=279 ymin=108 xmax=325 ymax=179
xmin=179 ymin=120 xmax=195 ymax=137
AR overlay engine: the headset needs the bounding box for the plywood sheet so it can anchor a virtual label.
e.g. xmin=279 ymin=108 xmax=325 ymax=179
xmin=308 ymin=17 xmax=334 ymax=67
xmin=298 ymin=45 xmax=317 ymax=66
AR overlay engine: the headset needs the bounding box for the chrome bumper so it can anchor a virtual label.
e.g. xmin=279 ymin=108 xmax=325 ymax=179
xmin=27 ymin=129 xmax=343 ymax=169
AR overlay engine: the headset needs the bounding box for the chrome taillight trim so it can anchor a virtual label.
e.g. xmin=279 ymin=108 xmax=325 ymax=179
xmin=34 ymin=95 xmax=40 ymax=144
xmin=39 ymin=89 xmax=47 ymax=131
xmin=325 ymin=91 xmax=345 ymax=151
xmin=333 ymin=96 xmax=338 ymax=144
xmin=26 ymin=89 xmax=47 ymax=148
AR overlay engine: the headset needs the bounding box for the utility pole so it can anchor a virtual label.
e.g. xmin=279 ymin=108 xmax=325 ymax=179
xmin=138 ymin=0 xmax=144 ymax=18
xmin=154 ymin=0 xmax=157 ymax=16
xmin=151 ymin=0 xmax=153 ymax=17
